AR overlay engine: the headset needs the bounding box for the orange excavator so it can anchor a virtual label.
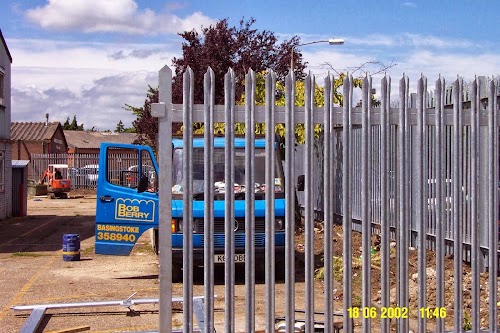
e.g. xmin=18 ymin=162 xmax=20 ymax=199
xmin=39 ymin=164 xmax=71 ymax=199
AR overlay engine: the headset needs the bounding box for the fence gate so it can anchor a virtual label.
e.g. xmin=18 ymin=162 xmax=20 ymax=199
xmin=152 ymin=65 xmax=499 ymax=333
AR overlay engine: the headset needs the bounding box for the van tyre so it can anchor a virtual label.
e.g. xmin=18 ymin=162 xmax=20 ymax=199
xmin=172 ymin=263 xmax=182 ymax=283
xmin=275 ymin=259 xmax=285 ymax=281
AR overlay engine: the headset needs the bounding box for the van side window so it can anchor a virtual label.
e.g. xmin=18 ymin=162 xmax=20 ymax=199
xmin=141 ymin=150 xmax=158 ymax=192
xmin=106 ymin=147 xmax=139 ymax=188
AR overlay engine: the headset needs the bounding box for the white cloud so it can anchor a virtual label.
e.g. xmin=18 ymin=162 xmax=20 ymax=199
xmin=24 ymin=0 xmax=216 ymax=35
xmin=8 ymin=37 xmax=174 ymax=130
xmin=299 ymin=47 xmax=500 ymax=94
xmin=9 ymin=38 xmax=178 ymax=71
xmin=402 ymin=51 xmax=500 ymax=81
xmin=348 ymin=33 xmax=475 ymax=49
xmin=401 ymin=2 xmax=417 ymax=8
xmin=7 ymin=28 xmax=500 ymax=133
xmin=279 ymin=32 xmax=478 ymax=50
xmin=12 ymin=71 xmax=157 ymax=130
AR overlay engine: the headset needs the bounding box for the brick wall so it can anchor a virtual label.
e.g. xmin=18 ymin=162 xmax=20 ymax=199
xmin=12 ymin=140 xmax=38 ymax=160
xmin=12 ymin=141 xmax=46 ymax=180
xmin=50 ymin=129 xmax=67 ymax=153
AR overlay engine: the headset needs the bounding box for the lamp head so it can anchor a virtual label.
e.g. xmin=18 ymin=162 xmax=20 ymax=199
xmin=328 ymin=38 xmax=345 ymax=45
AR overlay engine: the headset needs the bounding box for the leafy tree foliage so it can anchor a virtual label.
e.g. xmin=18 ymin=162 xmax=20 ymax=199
xmin=171 ymin=17 xmax=306 ymax=104
xmin=130 ymin=18 xmax=306 ymax=149
xmin=125 ymin=86 xmax=181 ymax=151
xmin=115 ymin=120 xmax=136 ymax=133
xmin=193 ymin=71 xmax=363 ymax=143
xmin=115 ymin=120 xmax=125 ymax=133
xmin=62 ymin=115 xmax=84 ymax=131
xmin=124 ymin=85 xmax=158 ymax=151
xmin=123 ymin=127 xmax=136 ymax=133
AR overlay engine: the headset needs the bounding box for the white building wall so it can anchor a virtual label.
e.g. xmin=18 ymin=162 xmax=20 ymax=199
xmin=0 ymin=32 xmax=12 ymax=220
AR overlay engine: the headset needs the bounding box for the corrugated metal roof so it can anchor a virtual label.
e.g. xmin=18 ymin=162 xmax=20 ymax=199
xmin=64 ymin=131 xmax=137 ymax=149
xmin=11 ymin=122 xmax=61 ymax=141
xmin=12 ymin=160 xmax=30 ymax=168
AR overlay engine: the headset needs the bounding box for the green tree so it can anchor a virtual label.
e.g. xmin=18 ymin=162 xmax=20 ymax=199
xmin=130 ymin=18 xmax=306 ymax=147
xmin=191 ymin=71 xmax=363 ymax=144
xmin=63 ymin=115 xmax=84 ymax=131
xmin=171 ymin=17 xmax=306 ymax=104
xmin=115 ymin=120 xmax=125 ymax=133
xmin=63 ymin=117 xmax=70 ymax=129
xmin=124 ymin=86 xmax=180 ymax=151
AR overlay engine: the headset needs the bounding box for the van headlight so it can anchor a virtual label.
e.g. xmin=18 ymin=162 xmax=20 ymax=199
xmin=175 ymin=220 xmax=198 ymax=233
xmin=275 ymin=218 xmax=285 ymax=231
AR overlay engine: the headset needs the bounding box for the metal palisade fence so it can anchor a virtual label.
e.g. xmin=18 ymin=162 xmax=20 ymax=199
xmin=31 ymin=153 xmax=140 ymax=189
xmin=152 ymin=65 xmax=499 ymax=333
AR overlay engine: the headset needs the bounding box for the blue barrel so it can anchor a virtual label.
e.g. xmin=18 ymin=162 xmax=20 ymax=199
xmin=62 ymin=234 xmax=80 ymax=261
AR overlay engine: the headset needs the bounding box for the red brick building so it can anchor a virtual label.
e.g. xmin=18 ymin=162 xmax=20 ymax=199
xmin=11 ymin=120 xmax=68 ymax=160
xmin=11 ymin=119 xmax=68 ymax=180
xmin=64 ymin=130 xmax=137 ymax=154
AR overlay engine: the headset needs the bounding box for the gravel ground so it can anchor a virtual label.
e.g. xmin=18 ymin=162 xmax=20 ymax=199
xmin=0 ymin=194 xmax=329 ymax=333
xmin=3 ymin=192 xmax=495 ymax=332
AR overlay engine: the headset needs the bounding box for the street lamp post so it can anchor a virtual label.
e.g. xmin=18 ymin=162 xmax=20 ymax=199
xmin=290 ymin=38 xmax=344 ymax=73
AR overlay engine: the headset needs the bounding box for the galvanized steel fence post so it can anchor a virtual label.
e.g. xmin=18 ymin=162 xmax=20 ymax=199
xmin=151 ymin=65 xmax=499 ymax=333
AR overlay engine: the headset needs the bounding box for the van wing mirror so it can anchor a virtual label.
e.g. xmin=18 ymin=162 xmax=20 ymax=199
xmin=297 ymin=175 xmax=305 ymax=191
xmin=137 ymin=175 xmax=149 ymax=193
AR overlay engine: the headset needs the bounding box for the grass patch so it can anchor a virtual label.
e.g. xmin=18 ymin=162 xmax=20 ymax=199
xmin=133 ymin=244 xmax=155 ymax=255
xmin=352 ymin=294 xmax=362 ymax=308
xmin=463 ymin=311 xmax=472 ymax=330
xmin=12 ymin=252 xmax=47 ymax=257
xmin=315 ymin=256 xmax=344 ymax=282
xmin=81 ymin=246 xmax=94 ymax=255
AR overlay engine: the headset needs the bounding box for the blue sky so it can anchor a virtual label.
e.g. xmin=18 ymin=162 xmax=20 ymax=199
xmin=1 ymin=0 xmax=499 ymax=130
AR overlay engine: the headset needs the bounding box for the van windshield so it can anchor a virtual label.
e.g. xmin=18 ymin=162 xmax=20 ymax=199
xmin=172 ymin=147 xmax=284 ymax=195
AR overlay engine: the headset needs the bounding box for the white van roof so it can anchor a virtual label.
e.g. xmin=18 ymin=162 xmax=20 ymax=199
xmin=49 ymin=164 xmax=69 ymax=169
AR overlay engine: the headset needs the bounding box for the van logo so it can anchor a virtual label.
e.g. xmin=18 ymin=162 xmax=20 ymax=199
xmin=115 ymin=198 xmax=155 ymax=222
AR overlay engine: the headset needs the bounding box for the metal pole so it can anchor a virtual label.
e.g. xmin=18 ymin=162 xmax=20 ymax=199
xmin=284 ymin=70 xmax=296 ymax=333
xmin=470 ymin=78 xmax=480 ymax=332
xmin=304 ymin=71 xmax=315 ymax=333
xmin=452 ymin=77 xmax=464 ymax=332
xmin=342 ymin=74 xmax=353 ymax=333
xmin=265 ymin=70 xmax=277 ymax=333
xmin=224 ymin=68 xmax=236 ymax=333
xmin=244 ymin=69 xmax=256 ymax=333
xmin=323 ymin=73 xmax=333 ymax=333
xmin=203 ymin=67 xmax=215 ymax=333
xmin=361 ymin=75 xmax=372 ymax=333
xmin=380 ymin=75 xmax=391 ymax=333
xmin=152 ymin=65 xmax=173 ymax=333
xmin=416 ymin=75 xmax=427 ymax=333
xmin=183 ymin=67 xmax=194 ymax=333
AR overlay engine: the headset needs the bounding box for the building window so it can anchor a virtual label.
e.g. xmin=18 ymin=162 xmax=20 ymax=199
xmin=0 ymin=66 xmax=4 ymax=106
xmin=0 ymin=151 xmax=4 ymax=192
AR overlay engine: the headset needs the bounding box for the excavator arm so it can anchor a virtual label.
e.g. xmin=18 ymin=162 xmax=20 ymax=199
xmin=39 ymin=168 xmax=53 ymax=185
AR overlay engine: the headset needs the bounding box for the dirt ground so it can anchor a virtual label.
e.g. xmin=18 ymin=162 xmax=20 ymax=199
xmin=307 ymin=222 xmax=500 ymax=332
xmin=0 ymin=191 xmax=338 ymax=333
xmin=1 ymin=190 xmax=498 ymax=332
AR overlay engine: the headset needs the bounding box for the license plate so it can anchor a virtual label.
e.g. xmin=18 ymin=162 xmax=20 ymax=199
xmin=214 ymin=254 xmax=245 ymax=263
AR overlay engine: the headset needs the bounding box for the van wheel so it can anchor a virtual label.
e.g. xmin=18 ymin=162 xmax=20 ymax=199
xmin=275 ymin=259 xmax=285 ymax=281
xmin=172 ymin=263 xmax=182 ymax=283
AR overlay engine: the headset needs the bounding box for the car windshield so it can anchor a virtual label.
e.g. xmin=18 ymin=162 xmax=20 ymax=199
xmin=172 ymin=147 xmax=284 ymax=194
xmin=128 ymin=165 xmax=155 ymax=173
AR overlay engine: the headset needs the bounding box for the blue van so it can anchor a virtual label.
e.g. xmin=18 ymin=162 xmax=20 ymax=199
xmin=95 ymin=138 xmax=286 ymax=281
